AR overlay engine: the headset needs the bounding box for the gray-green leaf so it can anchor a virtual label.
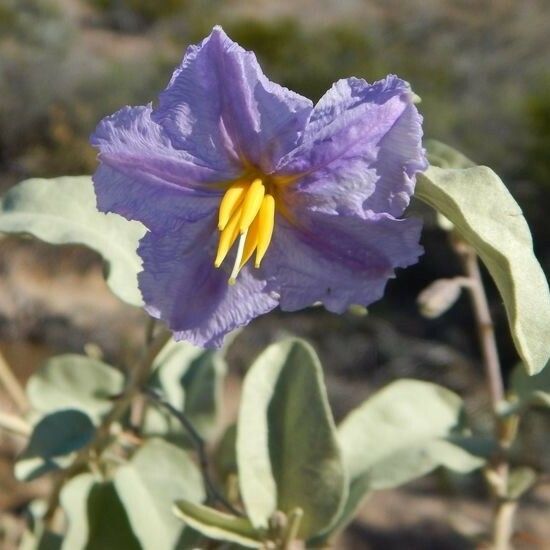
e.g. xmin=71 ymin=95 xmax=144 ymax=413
xmin=15 ymin=409 xmax=95 ymax=481
xmin=236 ymin=339 xmax=347 ymax=539
xmin=60 ymin=473 xmax=96 ymax=550
xmin=425 ymin=139 xmax=476 ymax=169
xmin=173 ymin=501 xmax=262 ymax=548
xmin=27 ymin=354 xmax=124 ymax=423
xmin=0 ymin=176 xmax=146 ymax=306
xmin=114 ymin=439 xmax=205 ymax=550
xmin=145 ymin=340 xmax=227 ymax=441
xmin=416 ymin=160 xmax=550 ymax=375
xmin=86 ymin=481 xmax=141 ymax=549
xmin=510 ymin=361 xmax=550 ymax=408
xmin=333 ymin=380 xmax=484 ymax=535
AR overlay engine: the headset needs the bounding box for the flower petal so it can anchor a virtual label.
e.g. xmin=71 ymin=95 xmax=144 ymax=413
xmin=263 ymin=211 xmax=423 ymax=313
xmin=138 ymin=219 xmax=279 ymax=348
xmin=279 ymin=76 xmax=427 ymax=217
xmin=153 ymin=26 xmax=313 ymax=173
xmin=91 ymin=105 xmax=227 ymax=231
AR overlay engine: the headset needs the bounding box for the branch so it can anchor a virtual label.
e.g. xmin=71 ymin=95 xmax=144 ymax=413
xmin=458 ymin=244 xmax=505 ymax=411
xmin=0 ymin=350 xmax=29 ymax=413
xmin=0 ymin=410 xmax=31 ymax=437
xmin=453 ymin=238 xmax=515 ymax=550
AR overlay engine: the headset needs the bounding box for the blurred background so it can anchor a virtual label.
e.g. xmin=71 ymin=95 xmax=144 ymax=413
xmin=0 ymin=0 xmax=549 ymax=548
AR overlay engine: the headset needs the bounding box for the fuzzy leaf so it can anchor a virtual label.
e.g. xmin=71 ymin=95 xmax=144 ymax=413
xmin=0 ymin=176 xmax=146 ymax=306
xmin=15 ymin=410 xmax=95 ymax=481
xmin=417 ymin=278 xmax=464 ymax=318
xmin=114 ymin=439 xmax=205 ymax=550
xmin=144 ymin=340 xmax=227 ymax=441
xmin=510 ymin=361 xmax=550 ymax=408
xmin=331 ymin=380 xmax=484 ymax=537
xmin=507 ymin=467 xmax=537 ymax=500
xmin=236 ymin=339 xmax=347 ymax=539
xmin=173 ymin=501 xmax=261 ymax=548
xmin=86 ymin=482 xmax=141 ymax=549
xmin=60 ymin=473 xmax=96 ymax=550
xmin=27 ymin=355 xmax=124 ymax=422
xmin=425 ymin=139 xmax=476 ymax=169
xmin=416 ymin=162 xmax=550 ymax=375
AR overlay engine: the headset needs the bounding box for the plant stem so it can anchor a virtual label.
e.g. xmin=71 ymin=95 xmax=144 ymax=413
xmin=144 ymin=387 xmax=243 ymax=517
xmin=0 ymin=349 xmax=29 ymax=413
xmin=281 ymin=508 xmax=304 ymax=550
xmin=493 ymin=501 xmax=517 ymax=550
xmin=455 ymin=239 xmax=516 ymax=550
xmin=0 ymin=410 xmax=31 ymax=437
xmin=45 ymin=328 xmax=172 ymax=524
xmin=459 ymin=245 xmax=505 ymax=411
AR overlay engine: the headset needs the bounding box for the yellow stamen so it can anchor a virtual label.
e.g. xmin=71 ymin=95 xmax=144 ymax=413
xmin=214 ymin=204 xmax=242 ymax=267
xmin=239 ymin=215 xmax=260 ymax=269
xmin=255 ymin=194 xmax=275 ymax=268
xmin=218 ymin=180 xmax=248 ymax=230
xmin=239 ymin=178 xmax=265 ymax=233
xmin=228 ymin=230 xmax=248 ymax=285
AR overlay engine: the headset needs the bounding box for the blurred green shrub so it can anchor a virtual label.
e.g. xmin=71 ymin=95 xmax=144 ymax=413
xmin=221 ymin=20 xmax=376 ymax=101
xmin=0 ymin=0 xmax=174 ymax=178
xmin=525 ymin=85 xmax=550 ymax=189
xmin=88 ymin=0 xmax=189 ymax=29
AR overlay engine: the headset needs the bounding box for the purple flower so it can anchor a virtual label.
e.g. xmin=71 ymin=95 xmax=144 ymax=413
xmin=91 ymin=26 xmax=427 ymax=347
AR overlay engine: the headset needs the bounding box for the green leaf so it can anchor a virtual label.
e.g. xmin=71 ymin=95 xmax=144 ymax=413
xmin=27 ymin=354 xmax=124 ymax=422
xmin=507 ymin=466 xmax=537 ymax=500
xmin=334 ymin=380 xmax=484 ymax=534
xmin=425 ymin=139 xmax=476 ymax=169
xmin=361 ymin=438 xmax=485 ymax=489
xmin=18 ymin=499 xmax=63 ymax=550
xmin=145 ymin=340 xmax=227 ymax=441
xmin=151 ymin=340 xmax=204 ymax=406
xmin=60 ymin=473 xmax=96 ymax=550
xmin=416 ymin=160 xmax=550 ymax=375
xmin=19 ymin=530 xmax=62 ymax=550
xmin=236 ymin=339 xmax=347 ymax=539
xmin=0 ymin=176 xmax=146 ymax=306
xmin=215 ymin=423 xmax=238 ymax=483
xmin=114 ymin=439 xmax=205 ymax=550
xmin=510 ymin=361 xmax=550 ymax=408
xmin=15 ymin=409 xmax=95 ymax=481
xmin=181 ymin=350 xmax=227 ymax=439
xmin=173 ymin=500 xmax=262 ymax=548
xmin=86 ymin=482 xmax=141 ymax=549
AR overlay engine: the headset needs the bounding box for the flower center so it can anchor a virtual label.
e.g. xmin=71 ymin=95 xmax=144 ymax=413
xmin=214 ymin=177 xmax=276 ymax=284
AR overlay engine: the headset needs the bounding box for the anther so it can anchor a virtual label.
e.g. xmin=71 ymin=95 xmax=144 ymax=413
xmin=255 ymin=194 xmax=275 ymax=268
xmin=239 ymin=178 xmax=265 ymax=233
xmin=218 ymin=180 xmax=248 ymax=230
xmin=214 ymin=204 xmax=242 ymax=267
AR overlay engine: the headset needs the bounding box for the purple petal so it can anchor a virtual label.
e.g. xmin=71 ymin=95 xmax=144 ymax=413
xmin=263 ymin=211 xmax=423 ymax=313
xmin=91 ymin=105 xmax=226 ymax=231
xmin=278 ymin=76 xmax=427 ymax=217
xmin=138 ymin=218 xmax=279 ymax=348
xmin=153 ymin=26 xmax=313 ymax=173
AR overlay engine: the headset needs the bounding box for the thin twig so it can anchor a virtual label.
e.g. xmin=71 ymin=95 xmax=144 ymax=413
xmin=458 ymin=244 xmax=505 ymax=410
xmin=454 ymin=238 xmax=516 ymax=550
xmin=0 ymin=349 xmax=29 ymax=413
xmin=144 ymin=387 xmax=243 ymax=517
xmin=281 ymin=508 xmax=304 ymax=550
xmin=0 ymin=410 xmax=31 ymax=437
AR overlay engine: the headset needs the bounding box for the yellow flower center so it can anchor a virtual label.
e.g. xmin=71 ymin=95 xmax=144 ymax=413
xmin=214 ymin=177 xmax=276 ymax=284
